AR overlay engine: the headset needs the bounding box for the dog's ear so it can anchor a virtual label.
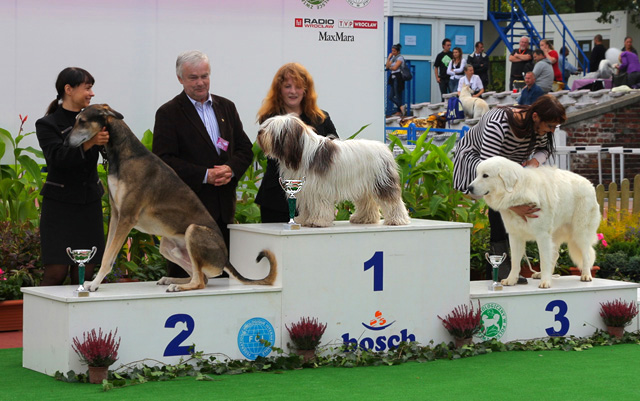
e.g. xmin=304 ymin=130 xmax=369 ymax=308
xmin=100 ymin=104 xmax=124 ymax=120
xmin=499 ymin=166 xmax=518 ymax=193
xmin=281 ymin=118 xmax=305 ymax=171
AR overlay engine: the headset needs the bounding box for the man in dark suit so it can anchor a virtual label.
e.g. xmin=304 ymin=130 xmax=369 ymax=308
xmin=153 ymin=50 xmax=253 ymax=278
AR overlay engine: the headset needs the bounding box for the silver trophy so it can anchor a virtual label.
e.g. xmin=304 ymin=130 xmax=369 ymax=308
xmin=485 ymin=252 xmax=506 ymax=291
xmin=67 ymin=247 xmax=97 ymax=297
xmin=278 ymin=177 xmax=305 ymax=230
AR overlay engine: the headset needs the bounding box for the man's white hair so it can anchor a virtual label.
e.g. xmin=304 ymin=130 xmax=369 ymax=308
xmin=176 ymin=50 xmax=210 ymax=79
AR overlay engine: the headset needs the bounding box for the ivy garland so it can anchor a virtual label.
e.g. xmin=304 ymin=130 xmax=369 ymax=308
xmin=55 ymin=330 xmax=640 ymax=392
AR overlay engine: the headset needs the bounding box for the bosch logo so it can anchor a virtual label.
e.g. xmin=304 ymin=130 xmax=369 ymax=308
xmin=341 ymin=311 xmax=416 ymax=351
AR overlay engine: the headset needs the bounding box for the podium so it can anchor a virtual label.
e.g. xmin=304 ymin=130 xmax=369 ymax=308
xmin=21 ymin=219 xmax=639 ymax=376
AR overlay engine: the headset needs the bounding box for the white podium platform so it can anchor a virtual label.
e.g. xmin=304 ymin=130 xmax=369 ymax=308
xmin=22 ymin=281 xmax=281 ymax=375
xmin=22 ymin=219 xmax=472 ymax=375
xmin=471 ymin=277 xmax=640 ymax=342
xmin=230 ymin=219 xmax=472 ymax=352
xmin=21 ymin=218 xmax=640 ymax=376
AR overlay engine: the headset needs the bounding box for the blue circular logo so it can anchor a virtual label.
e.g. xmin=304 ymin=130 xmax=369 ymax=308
xmin=237 ymin=317 xmax=275 ymax=360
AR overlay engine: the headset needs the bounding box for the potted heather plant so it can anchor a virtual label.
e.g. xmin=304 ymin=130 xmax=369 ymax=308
xmin=71 ymin=328 xmax=121 ymax=383
xmin=438 ymin=301 xmax=482 ymax=348
xmin=599 ymin=299 xmax=638 ymax=338
xmin=285 ymin=317 xmax=327 ymax=362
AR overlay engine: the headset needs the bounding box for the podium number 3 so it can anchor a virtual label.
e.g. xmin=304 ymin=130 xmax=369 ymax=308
xmin=164 ymin=314 xmax=195 ymax=356
xmin=545 ymin=299 xmax=569 ymax=336
xmin=364 ymin=251 xmax=384 ymax=291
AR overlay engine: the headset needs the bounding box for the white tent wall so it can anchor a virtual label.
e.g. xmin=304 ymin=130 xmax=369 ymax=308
xmin=0 ymin=0 xmax=385 ymax=164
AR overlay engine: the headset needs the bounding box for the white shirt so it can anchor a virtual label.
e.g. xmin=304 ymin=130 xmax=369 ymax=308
xmin=457 ymin=74 xmax=484 ymax=92
xmin=186 ymin=94 xmax=222 ymax=183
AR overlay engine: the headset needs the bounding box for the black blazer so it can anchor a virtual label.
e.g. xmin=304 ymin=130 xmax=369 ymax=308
xmin=152 ymin=91 xmax=253 ymax=224
xmin=35 ymin=107 xmax=104 ymax=204
xmin=255 ymin=111 xmax=337 ymax=212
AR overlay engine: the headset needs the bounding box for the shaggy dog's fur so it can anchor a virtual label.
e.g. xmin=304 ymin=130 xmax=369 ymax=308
xmin=468 ymin=156 xmax=601 ymax=288
xmin=459 ymin=85 xmax=490 ymax=119
xmin=257 ymin=115 xmax=410 ymax=227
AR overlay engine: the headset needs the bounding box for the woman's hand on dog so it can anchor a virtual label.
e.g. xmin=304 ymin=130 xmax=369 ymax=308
xmin=82 ymin=127 xmax=109 ymax=151
xmin=509 ymin=203 xmax=540 ymax=221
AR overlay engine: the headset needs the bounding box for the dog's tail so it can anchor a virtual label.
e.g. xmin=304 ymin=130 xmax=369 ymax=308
xmin=224 ymin=249 xmax=277 ymax=285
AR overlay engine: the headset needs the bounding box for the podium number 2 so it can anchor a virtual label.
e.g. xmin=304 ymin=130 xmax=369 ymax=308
xmin=545 ymin=300 xmax=569 ymax=336
xmin=164 ymin=314 xmax=195 ymax=356
xmin=364 ymin=251 xmax=383 ymax=291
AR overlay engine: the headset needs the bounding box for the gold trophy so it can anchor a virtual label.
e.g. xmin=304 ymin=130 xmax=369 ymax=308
xmin=66 ymin=247 xmax=97 ymax=297
xmin=278 ymin=177 xmax=305 ymax=230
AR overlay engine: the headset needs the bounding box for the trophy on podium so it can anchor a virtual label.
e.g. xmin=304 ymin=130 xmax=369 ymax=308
xmin=485 ymin=252 xmax=506 ymax=291
xmin=67 ymin=247 xmax=97 ymax=297
xmin=278 ymin=177 xmax=305 ymax=230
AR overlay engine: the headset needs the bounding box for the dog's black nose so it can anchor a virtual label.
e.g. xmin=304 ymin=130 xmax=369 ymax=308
xmin=467 ymin=185 xmax=474 ymax=193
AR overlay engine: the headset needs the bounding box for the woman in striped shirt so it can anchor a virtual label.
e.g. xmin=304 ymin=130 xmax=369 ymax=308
xmin=453 ymin=95 xmax=566 ymax=280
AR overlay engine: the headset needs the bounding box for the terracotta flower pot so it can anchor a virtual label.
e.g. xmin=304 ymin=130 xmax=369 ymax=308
xmin=88 ymin=366 xmax=109 ymax=384
xmin=295 ymin=349 xmax=316 ymax=363
xmin=454 ymin=337 xmax=473 ymax=348
xmin=568 ymin=266 xmax=600 ymax=277
xmin=0 ymin=300 xmax=24 ymax=332
xmin=606 ymin=325 xmax=624 ymax=339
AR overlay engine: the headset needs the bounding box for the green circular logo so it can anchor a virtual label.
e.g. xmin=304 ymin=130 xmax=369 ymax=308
xmin=301 ymin=0 xmax=330 ymax=9
xmin=478 ymin=302 xmax=507 ymax=341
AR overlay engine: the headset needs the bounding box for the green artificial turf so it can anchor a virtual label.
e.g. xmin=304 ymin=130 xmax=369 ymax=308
xmin=2 ymin=345 xmax=640 ymax=400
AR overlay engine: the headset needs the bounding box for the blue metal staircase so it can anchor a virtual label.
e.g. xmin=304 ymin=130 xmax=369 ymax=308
xmin=486 ymin=0 xmax=589 ymax=82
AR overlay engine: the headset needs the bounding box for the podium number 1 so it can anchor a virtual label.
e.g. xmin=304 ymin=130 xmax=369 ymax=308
xmin=364 ymin=251 xmax=383 ymax=291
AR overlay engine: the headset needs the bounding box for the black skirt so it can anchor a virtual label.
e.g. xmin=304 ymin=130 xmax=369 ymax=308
xmin=39 ymin=197 xmax=105 ymax=265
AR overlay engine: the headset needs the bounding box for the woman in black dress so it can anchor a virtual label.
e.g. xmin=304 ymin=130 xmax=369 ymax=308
xmin=36 ymin=67 xmax=109 ymax=285
xmin=255 ymin=63 xmax=338 ymax=223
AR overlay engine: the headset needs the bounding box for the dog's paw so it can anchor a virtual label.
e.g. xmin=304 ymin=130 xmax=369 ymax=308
xmin=501 ymin=277 xmax=518 ymax=286
xmin=531 ymin=272 xmax=541 ymax=279
xmin=87 ymin=281 xmax=100 ymax=292
xmin=157 ymin=277 xmax=172 ymax=286
xmin=166 ymin=284 xmax=182 ymax=292
xmin=538 ymin=280 xmax=552 ymax=289
xmin=303 ymin=221 xmax=332 ymax=228
xmin=580 ymin=273 xmax=593 ymax=282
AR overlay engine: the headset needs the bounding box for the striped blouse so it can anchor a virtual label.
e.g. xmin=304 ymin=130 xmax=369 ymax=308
xmin=453 ymin=107 xmax=549 ymax=193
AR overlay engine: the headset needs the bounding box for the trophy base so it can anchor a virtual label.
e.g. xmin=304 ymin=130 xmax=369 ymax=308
xmin=283 ymin=223 xmax=301 ymax=230
xmin=74 ymin=289 xmax=90 ymax=298
xmin=488 ymin=282 xmax=503 ymax=291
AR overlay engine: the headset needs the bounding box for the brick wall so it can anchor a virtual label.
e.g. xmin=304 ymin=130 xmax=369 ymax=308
xmin=562 ymin=101 xmax=640 ymax=189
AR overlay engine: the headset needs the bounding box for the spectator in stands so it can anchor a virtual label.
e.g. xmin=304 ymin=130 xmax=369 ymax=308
xmin=613 ymin=48 xmax=640 ymax=88
xmin=532 ymin=49 xmax=554 ymax=93
xmin=558 ymin=46 xmax=581 ymax=82
xmin=508 ymin=36 xmax=533 ymax=90
xmin=386 ymin=43 xmax=406 ymax=116
xmin=467 ymin=41 xmax=490 ymax=90
xmin=539 ymin=39 xmax=563 ymax=83
xmin=434 ymin=39 xmax=453 ymax=101
xmin=623 ymin=36 xmax=638 ymax=55
xmin=447 ymin=47 xmax=466 ymax=94
xmin=590 ymin=34 xmax=607 ymax=73
xmin=518 ymin=71 xmax=544 ymax=105
xmin=457 ymin=65 xmax=484 ymax=97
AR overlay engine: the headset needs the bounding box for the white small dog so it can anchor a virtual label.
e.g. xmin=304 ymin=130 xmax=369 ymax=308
xmin=468 ymin=156 xmax=601 ymax=289
xmin=257 ymin=115 xmax=410 ymax=227
xmin=459 ymin=85 xmax=490 ymax=119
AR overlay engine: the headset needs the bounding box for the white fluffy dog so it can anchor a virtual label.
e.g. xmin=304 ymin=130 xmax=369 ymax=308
xmin=459 ymin=85 xmax=490 ymax=119
xmin=468 ymin=156 xmax=601 ymax=289
xmin=257 ymin=115 xmax=410 ymax=227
